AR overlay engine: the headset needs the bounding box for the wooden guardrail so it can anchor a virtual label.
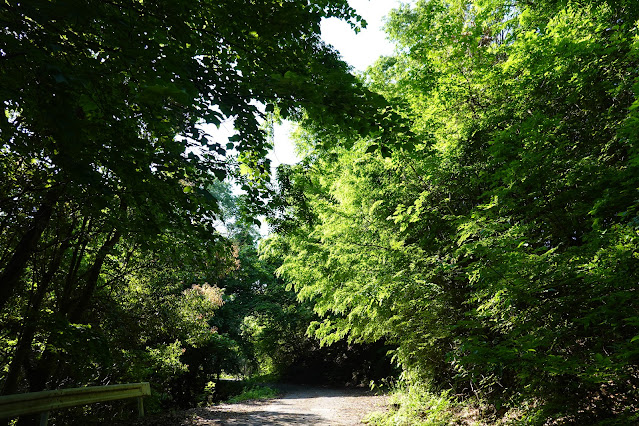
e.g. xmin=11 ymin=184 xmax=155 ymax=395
xmin=0 ymin=382 xmax=151 ymax=425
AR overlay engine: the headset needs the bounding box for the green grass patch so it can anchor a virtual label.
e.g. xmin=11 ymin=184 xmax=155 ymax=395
xmin=365 ymin=384 xmax=458 ymax=426
xmin=227 ymin=385 xmax=279 ymax=403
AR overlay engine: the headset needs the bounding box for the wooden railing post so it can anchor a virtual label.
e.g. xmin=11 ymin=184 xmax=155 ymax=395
xmin=137 ymin=396 xmax=144 ymax=417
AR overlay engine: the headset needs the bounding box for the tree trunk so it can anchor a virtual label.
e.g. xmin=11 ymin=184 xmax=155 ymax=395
xmin=69 ymin=229 xmax=121 ymax=323
xmin=1 ymin=238 xmax=69 ymax=396
xmin=25 ymin=227 xmax=122 ymax=394
xmin=0 ymin=187 xmax=63 ymax=312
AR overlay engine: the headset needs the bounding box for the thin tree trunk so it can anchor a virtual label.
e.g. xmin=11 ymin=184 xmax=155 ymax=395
xmin=0 ymin=240 xmax=67 ymax=396
xmin=1 ymin=209 xmax=74 ymax=396
xmin=69 ymin=229 xmax=121 ymax=323
xmin=25 ymin=227 xmax=122 ymax=394
xmin=0 ymin=187 xmax=62 ymax=312
xmin=59 ymin=216 xmax=91 ymax=313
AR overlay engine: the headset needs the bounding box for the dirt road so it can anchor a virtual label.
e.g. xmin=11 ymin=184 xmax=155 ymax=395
xmin=136 ymin=385 xmax=388 ymax=425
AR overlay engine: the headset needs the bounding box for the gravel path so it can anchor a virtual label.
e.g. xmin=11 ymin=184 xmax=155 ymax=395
xmin=132 ymin=385 xmax=388 ymax=425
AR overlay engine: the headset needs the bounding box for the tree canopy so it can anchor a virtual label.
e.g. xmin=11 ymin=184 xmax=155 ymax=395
xmin=264 ymin=0 xmax=639 ymax=422
xmin=0 ymin=0 xmax=389 ymax=409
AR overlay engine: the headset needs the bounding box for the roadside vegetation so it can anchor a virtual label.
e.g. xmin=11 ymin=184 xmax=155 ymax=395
xmin=227 ymin=386 xmax=279 ymax=404
xmin=264 ymin=0 xmax=639 ymax=424
xmin=2 ymin=0 xmax=638 ymax=425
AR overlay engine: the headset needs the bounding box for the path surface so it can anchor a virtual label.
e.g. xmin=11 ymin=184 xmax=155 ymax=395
xmin=134 ymin=385 xmax=388 ymax=425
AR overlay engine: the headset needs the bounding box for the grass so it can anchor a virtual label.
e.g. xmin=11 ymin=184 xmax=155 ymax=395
xmin=364 ymin=384 xmax=458 ymax=426
xmin=227 ymin=385 xmax=279 ymax=403
xmin=363 ymin=382 xmax=535 ymax=426
xmin=364 ymin=384 xmax=639 ymax=425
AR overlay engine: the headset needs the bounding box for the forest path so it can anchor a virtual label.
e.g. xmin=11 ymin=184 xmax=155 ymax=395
xmin=137 ymin=385 xmax=389 ymax=425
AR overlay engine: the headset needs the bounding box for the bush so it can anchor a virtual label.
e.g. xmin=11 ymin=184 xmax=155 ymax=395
xmin=228 ymin=385 xmax=279 ymax=403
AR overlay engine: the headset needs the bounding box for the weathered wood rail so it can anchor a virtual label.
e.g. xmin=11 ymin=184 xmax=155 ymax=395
xmin=0 ymin=382 xmax=151 ymax=425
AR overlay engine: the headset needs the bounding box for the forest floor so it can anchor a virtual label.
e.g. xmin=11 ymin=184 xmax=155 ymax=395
xmin=129 ymin=385 xmax=390 ymax=425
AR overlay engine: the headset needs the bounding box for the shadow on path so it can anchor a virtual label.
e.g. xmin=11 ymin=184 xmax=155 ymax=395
xmin=186 ymin=408 xmax=325 ymax=425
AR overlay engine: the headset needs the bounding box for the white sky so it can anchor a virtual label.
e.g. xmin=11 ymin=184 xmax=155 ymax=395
xmin=321 ymin=0 xmax=399 ymax=73
xmin=267 ymin=0 xmax=404 ymax=168
xmin=198 ymin=1 xmax=406 ymax=234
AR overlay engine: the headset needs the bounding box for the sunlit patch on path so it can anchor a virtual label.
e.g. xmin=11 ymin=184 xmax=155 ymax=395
xmin=131 ymin=385 xmax=388 ymax=426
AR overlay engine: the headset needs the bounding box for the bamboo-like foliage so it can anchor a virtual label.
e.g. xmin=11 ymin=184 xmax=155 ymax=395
xmin=265 ymin=0 xmax=639 ymax=422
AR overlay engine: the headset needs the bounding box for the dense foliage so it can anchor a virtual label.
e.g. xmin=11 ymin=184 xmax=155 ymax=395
xmin=0 ymin=0 xmax=389 ymax=419
xmin=217 ymin=226 xmax=394 ymax=388
xmin=265 ymin=0 xmax=639 ymax=423
xmin=4 ymin=0 xmax=639 ymax=424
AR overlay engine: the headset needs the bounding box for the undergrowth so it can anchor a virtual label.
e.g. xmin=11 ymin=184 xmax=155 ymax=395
xmin=227 ymin=385 xmax=279 ymax=403
xmin=364 ymin=384 xmax=459 ymax=426
xmin=363 ymin=379 xmax=540 ymax=426
xmin=364 ymin=383 xmax=639 ymax=425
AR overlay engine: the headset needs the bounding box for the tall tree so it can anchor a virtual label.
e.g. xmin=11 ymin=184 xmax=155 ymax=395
xmin=0 ymin=0 xmax=382 ymax=403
